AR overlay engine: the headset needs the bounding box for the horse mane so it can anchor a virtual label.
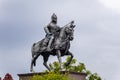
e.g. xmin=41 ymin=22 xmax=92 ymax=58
xmin=59 ymin=25 xmax=67 ymax=39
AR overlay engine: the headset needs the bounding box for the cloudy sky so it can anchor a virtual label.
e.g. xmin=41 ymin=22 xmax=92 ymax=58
xmin=0 ymin=0 xmax=120 ymax=80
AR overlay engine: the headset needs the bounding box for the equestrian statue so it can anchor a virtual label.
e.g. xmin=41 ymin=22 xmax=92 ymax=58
xmin=30 ymin=13 xmax=75 ymax=72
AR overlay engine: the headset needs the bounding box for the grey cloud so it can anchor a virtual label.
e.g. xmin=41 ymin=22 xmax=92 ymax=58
xmin=0 ymin=0 xmax=120 ymax=80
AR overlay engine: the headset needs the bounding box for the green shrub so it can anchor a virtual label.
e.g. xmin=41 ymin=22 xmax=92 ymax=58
xmin=30 ymin=72 xmax=72 ymax=80
xmin=31 ymin=56 xmax=102 ymax=80
xmin=49 ymin=56 xmax=102 ymax=80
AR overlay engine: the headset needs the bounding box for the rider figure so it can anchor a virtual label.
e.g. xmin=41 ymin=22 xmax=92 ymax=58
xmin=43 ymin=13 xmax=60 ymax=51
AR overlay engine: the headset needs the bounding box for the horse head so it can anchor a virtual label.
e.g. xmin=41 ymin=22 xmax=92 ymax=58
xmin=65 ymin=21 xmax=75 ymax=41
xmin=54 ymin=21 xmax=75 ymax=50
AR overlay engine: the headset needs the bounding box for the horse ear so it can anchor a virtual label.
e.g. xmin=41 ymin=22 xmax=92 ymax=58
xmin=71 ymin=21 xmax=74 ymax=24
xmin=71 ymin=25 xmax=75 ymax=28
xmin=73 ymin=25 xmax=75 ymax=28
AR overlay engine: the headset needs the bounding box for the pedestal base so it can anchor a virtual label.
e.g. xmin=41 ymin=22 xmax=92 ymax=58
xmin=18 ymin=71 xmax=87 ymax=80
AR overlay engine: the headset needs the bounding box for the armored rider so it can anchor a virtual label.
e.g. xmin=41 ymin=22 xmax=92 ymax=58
xmin=43 ymin=13 xmax=61 ymax=51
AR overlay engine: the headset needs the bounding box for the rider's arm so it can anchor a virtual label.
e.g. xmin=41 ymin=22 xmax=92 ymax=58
xmin=56 ymin=25 xmax=61 ymax=32
xmin=44 ymin=25 xmax=51 ymax=34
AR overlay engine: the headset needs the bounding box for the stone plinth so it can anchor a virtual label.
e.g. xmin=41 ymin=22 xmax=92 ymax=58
xmin=18 ymin=71 xmax=87 ymax=80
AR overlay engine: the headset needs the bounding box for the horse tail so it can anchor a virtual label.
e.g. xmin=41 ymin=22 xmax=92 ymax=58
xmin=31 ymin=43 xmax=38 ymax=66
xmin=31 ymin=43 xmax=36 ymax=58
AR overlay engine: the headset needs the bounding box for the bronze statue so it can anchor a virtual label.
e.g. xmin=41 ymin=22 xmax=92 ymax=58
xmin=43 ymin=13 xmax=60 ymax=51
xmin=30 ymin=13 xmax=75 ymax=72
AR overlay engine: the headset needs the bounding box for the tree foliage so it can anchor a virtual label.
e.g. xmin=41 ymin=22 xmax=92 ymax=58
xmin=49 ymin=56 xmax=102 ymax=80
xmin=30 ymin=72 xmax=72 ymax=80
xmin=31 ymin=56 xmax=102 ymax=80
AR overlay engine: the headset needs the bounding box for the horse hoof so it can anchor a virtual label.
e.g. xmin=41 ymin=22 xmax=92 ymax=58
xmin=30 ymin=69 xmax=35 ymax=73
xmin=30 ymin=69 xmax=32 ymax=72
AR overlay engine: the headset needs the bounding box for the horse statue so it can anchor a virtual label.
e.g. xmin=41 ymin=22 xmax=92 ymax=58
xmin=30 ymin=21 xmax=75 ymax=72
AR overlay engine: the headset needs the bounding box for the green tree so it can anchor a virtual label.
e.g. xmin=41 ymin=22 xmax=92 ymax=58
xmin=31 ymin=56 xmax=102 ymax=80
xmin=30 ymin=72 xmax=72 ymax=80
xmin=49 ymin=56 xmax=102 ymax=80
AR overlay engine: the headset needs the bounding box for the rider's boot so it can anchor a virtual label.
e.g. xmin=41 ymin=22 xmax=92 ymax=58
xmin=42 ymin=40 xmax=48 ymax=51
xmin=46 ymin=36 xmax=54 ymax=51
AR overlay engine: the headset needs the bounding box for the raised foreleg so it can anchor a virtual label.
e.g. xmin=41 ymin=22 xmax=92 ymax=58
xmin=65 ymin=51 xmax=74 ymax=66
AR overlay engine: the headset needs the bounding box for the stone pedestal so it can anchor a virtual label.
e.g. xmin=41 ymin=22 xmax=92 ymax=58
xmin=18 ymin=71 xmax=87 ymax=80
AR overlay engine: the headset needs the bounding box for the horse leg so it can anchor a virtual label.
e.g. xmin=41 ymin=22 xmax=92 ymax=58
xmin=30 ymin=58 xmax=34 ymax=72
xmin=30 ymin=57 xmax=36 ymax=72
xmin=57 ymin=50 xmax=62 ymax=70
xmin=30 ymin=52 xmax=41 ymax=72
xmin=30 ymin=51 xmax=35 ymax=72
xmin=43 ymin=55 xmax=50 ymax=71
xmin=65 ymin=51 xmax=74 ymax=66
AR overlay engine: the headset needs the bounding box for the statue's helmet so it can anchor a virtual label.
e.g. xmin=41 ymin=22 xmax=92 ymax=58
xmin=51 ymin=13 xmax=57 ymax=22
